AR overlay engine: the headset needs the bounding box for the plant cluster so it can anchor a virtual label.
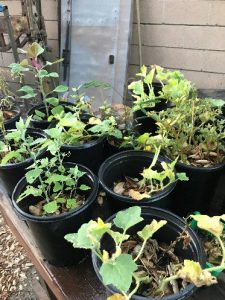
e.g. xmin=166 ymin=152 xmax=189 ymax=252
xmin=0 ymin=117 xmax=45 ymax=165
xmin=17 ymin=127 xmax=91 ymax=216
xmin=0 ymin=74 xmax=16 ymax=110
xmin=113 ymin=148 xmax=188 ymax=201
xmin=65 ymin=206 xmax=225 ymax=300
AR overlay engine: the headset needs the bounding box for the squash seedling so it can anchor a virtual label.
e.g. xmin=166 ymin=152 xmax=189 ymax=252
xmin=65 ymin=206 xmax=225 ymax=299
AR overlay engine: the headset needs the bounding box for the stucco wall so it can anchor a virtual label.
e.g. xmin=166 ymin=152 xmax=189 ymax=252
xmin=129 ymin=0 xmax=225 ymax=89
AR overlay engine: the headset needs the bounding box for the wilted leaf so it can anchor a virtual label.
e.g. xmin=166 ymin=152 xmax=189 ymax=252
xmin=107 ymin=294 xmax=126 ymax=300
xmin=128 ymin=189 xmax=150 ymax=201
xmin=113 ymin=182 xmax=125 ymax=195
xmin=190 ymin=215 xmax=225 ymax=236
xmin=138 ymin=219 xmax=167 ymax=240
xmin=178 ymin=260 xmax=217 ymax=287
xmin=27 ymin=42 xmax=44 ymax=59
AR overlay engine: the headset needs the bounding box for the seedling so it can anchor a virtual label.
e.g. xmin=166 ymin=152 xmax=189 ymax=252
xmin=17 ymin=127 xmax=91 ymax=216
xmin=113 ymin=147 xmax=188 ymax=200
xmin=0 ymin=117 xmax=45 ymax=165
xmin=65 ymin=206 xmax=225 ymax=300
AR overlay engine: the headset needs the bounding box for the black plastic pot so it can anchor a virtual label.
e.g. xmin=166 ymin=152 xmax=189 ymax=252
xmin=0 ymin=128 xmax=47 ymax=197
xmin=28 ymin=101 xmax=76 ymax=130
xmin=3 ymin=104 xmax=21 ymax=130
xmin=98 ymin=150 xmax=177 ymax=212
xmin=12 ymin=162 xmax=99 ymax=266
xmin=171 ymin=160 xmax=225 ymax=216
xmin=133 ymin=99 xmax=167 ymax=135
xmin=104 ymin=137 xmax=134 ymax=159
xmin=92 ymin=206 xmax=205 ymax=300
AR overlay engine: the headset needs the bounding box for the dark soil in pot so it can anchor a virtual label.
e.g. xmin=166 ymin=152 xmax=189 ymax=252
xmin=0 ymin=128 xmax=47 ymax=197
xmin=171 ymin=160 xmax=225 ymax=216
xmin=12 ymin=163 xmax=99 ymax=266
xmin=2 ymin=104 xmax=21 ymax=130
xmin=28 ymin=101 xmax=77 ymax=129
xmin=92 ymin=206 xmax=205 ymax=300
xmin=98 ymin=150 xmax=176 ymax=213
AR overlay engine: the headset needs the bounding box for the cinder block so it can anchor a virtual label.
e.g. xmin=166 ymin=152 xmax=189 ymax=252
xmin=133 ymin=0 xmax=164 ymax=24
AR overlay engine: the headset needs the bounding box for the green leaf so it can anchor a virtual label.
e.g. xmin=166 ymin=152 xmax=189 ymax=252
xmin=137 ymin=219 xmax=167 ymax=240
xmin=53 ymin=85 xmax=69 ymax=93
xmin=46 ymin=97 xmax=59 ymax=106
xmin=205 ymin=98 xmax=225 ymax=107
xmin=82 ymin=80 xmax=112 ymax=89
xmin=38 ymin=70 xmax=49 ymax=78
xmin=34 ymin=110 xmax=46 ymax=118
xmin=46 ymin=174 xmax=68 ymax=184
xmin=25 ymin=168 xmax=42 ymax=184
xmin=66 ymin=198 xmax=77 ymax=209
xmin=56 ymin=197 xmax=66 ymax=204
xmin=176 ymin=172 xmax=189 ymax=181
xmin=17 ymin=186 xmax=43 ymax=202
xmin=18 ymin=85 xmax=37 ymax=99
xmin=79 ymin=184 xmax=91 ymax=191
xmin=65 ymin=221 xmax=94 ymax=249
xmin=48 ymin=72 xmax=59 ymax=78
xmin=51 ymin=105 xmax=64 ymax=116
xmin=1 ymin=151 xmax=22 ymax=165
xmin=113 ymin=206 xmax=143 ymax=231
xmin=43 ymin=200 xmax=59 ymax=214
xmin=45 ymin=127 xmax=62 ymax=139
xmin=100 ymin=254 xmax=137 ymax=292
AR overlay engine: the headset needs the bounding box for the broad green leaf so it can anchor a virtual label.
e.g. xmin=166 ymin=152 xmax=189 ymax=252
xmin=53 ymin=182 xmax=63 ymax=193
xmin=137 ymin=219 xmax=167 ymax=240
xmin=89 ymin=218 xmax=111 ymax=239
xmin=45 ymin=127 xmax=62 ymax=139
xmin=51 ymin=105 xmax=64 ymax=115
xmin=17 ymin=186 xmax=43 ymax=202
xmin=79 ymin=184 xmax=91 ymax=191
xmin=25 ymin=168 xmax=42 ymax=184
xmin=56 ymin=197 xmax=66 ymax=204
xmin=190 ymin=215 xmax=225 ymax=236
xmin=46 ymin=174 xmax=68 ymax=184
xmin=38 ymin=70 xmax=49 ymax=78
xmin=144 ymin=68 xmax=155 ymax=85
xmin=109 ymin=231 xmax=129 ymax=245
xmin=46 ymin=97 xmax=59 ymax=107
xmin=34 ymin=110 xmax=45 ymax=118
xmin=100 ymin=254 xmax=137 ymax=293
xmin=178 ymin=260 xmax=217 ymax=287
xmin=43 ymin=200 xmax=59 ymax=214
xmin=205 ymin=98 xmax=225 ymax=107
xmin=53 ymin=85 xmax=69 ymax=93
xmin=1 ymin=151 xmax=22 ymax=165
xmin=27 ymin=42 xmax=44 ymax=59
xmin=65 ymin=221 xmax=94 ymax=249
xmin=113 ymin=206 xmax=143 ymax=231
xmin=66 ymin=198 xmax=77 ymax=209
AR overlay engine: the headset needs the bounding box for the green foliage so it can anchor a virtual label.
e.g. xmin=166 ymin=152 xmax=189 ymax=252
xmin=0 ymin=117 xmax=45 ymax=165
xmin=113 ymin=206 xmax=143 ymax=231
xmin=17 ymin=134 xmax=90 ymax=216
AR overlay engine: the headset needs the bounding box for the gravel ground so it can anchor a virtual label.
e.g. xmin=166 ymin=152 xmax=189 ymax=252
xmin=0 ymin=213 xmax=37 ymax=300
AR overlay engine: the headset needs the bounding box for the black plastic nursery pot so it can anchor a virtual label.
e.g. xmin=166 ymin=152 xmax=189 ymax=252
xmin=3 ymin=104 xmax=21 ymax=130
xmin=98 ymin=150 xmax=177 ymax=212
xmin=0 ymin=128 xmax=47 ymax=197
xmin=171 ymin=160 xmax=225 ymax=216
xmin=28 ymin=101 xmax=76 ymax=130
xmin=92 ymin=206 xmax=205 ymax=300
xmin=61 ymin=136 xmax=106 ymax=174
xmin=133 ymin=100 xmax=167 ymax=135
xmin=12 ymin=163 xmax=99 ymax=266
xmin=104 ymin=137 xmax=134 ymax=159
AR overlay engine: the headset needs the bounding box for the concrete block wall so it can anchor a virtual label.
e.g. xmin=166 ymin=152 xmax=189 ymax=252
xmin=129 ymin=0 xmax=225 ymax=89
xmin=0 ymin=0 xmax=58 ymax=90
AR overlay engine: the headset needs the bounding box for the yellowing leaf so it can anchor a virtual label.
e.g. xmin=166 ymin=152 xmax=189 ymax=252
xmin=138 ymin=219 xmax=167 ymax=240
xmin=89 ymin=117 xmax=102 ymax=125
xmin=113 ymin=182 xmax=125 ymax=195
xmin=128 ymin=189 xmax=150 ymax=201
xmin=20 ymin=59 xmax=28 ymax=66
xmin=27 ymin=42 xmax=44 ymax=59
xmin=190 ymin=215 xmax=224 ymax=236
xmin=107 ymin=294 xmax=126 ymax=300
xmin=102 ymin=250 xmax=109 ymax=263
xmin=178 ymin=260 xmax=217 ymax=287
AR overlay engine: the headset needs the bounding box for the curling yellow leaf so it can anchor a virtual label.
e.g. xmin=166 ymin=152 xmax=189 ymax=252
xmin=128 ymin=189 xmax=150 ymax=201
xmin=190 ymin=215 xmax=224 ymax=236
xmin=138 ymin=219 xmax=167 ymax=240
xmin=107 ymin=294 xmax=126 ymax=300
xmin=178 ymin=260 xmax=217 ymax=287
xmin=89 ymin=117 xmax=102 ymax=125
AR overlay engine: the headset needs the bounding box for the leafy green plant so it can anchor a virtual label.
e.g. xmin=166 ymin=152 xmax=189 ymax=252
xmin=9 ymin=42 xmax=68 ymax=120
xmin=128 ymin=65 xmax=162 ymax=113
xmin=148 ymin=97 xmax=225 ymax=166
xmin=17 ymin=127 xmax=90 ymax=215
xmin=113 ymin=147 xmax=188 ymax=201
xmin=0 ymin=117 xmax=46 ymax=165
xmin=65 ymin=206 xmax=225 ymax=300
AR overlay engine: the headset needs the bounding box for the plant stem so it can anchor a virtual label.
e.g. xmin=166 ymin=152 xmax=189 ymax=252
xmin=134 ymin=239 xmax=147 ymax=263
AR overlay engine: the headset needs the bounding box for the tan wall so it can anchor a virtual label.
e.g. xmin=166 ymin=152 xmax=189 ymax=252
xmin=129 ymin=0 xmax=225 ymax=89
xmin=0 ymin=0 xmax=58 ymax=90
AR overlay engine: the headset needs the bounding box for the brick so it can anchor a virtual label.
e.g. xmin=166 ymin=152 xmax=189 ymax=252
xmin=0 ymin=1 xmax=22 ymax=15
xmin=41 ymin=0 xmax=58 ymax=21
xmin=45 ymin=20 xmax=58 ymax=40
xmin=133 ymin=0 xmax=164 ymax=24
xmin=208 ymin=1 xmax=225 ymax=26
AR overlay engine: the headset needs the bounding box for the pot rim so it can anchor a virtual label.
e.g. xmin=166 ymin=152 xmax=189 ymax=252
xmin=12 ymin=162 xmax=99 ymax=222
xmin=3 ymin=104 xmax=21 ymax=125
xmin=98 ymin=150 xmax=177 ymax=203
xmin=0 ymin=128 xmax=47 ymax=169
